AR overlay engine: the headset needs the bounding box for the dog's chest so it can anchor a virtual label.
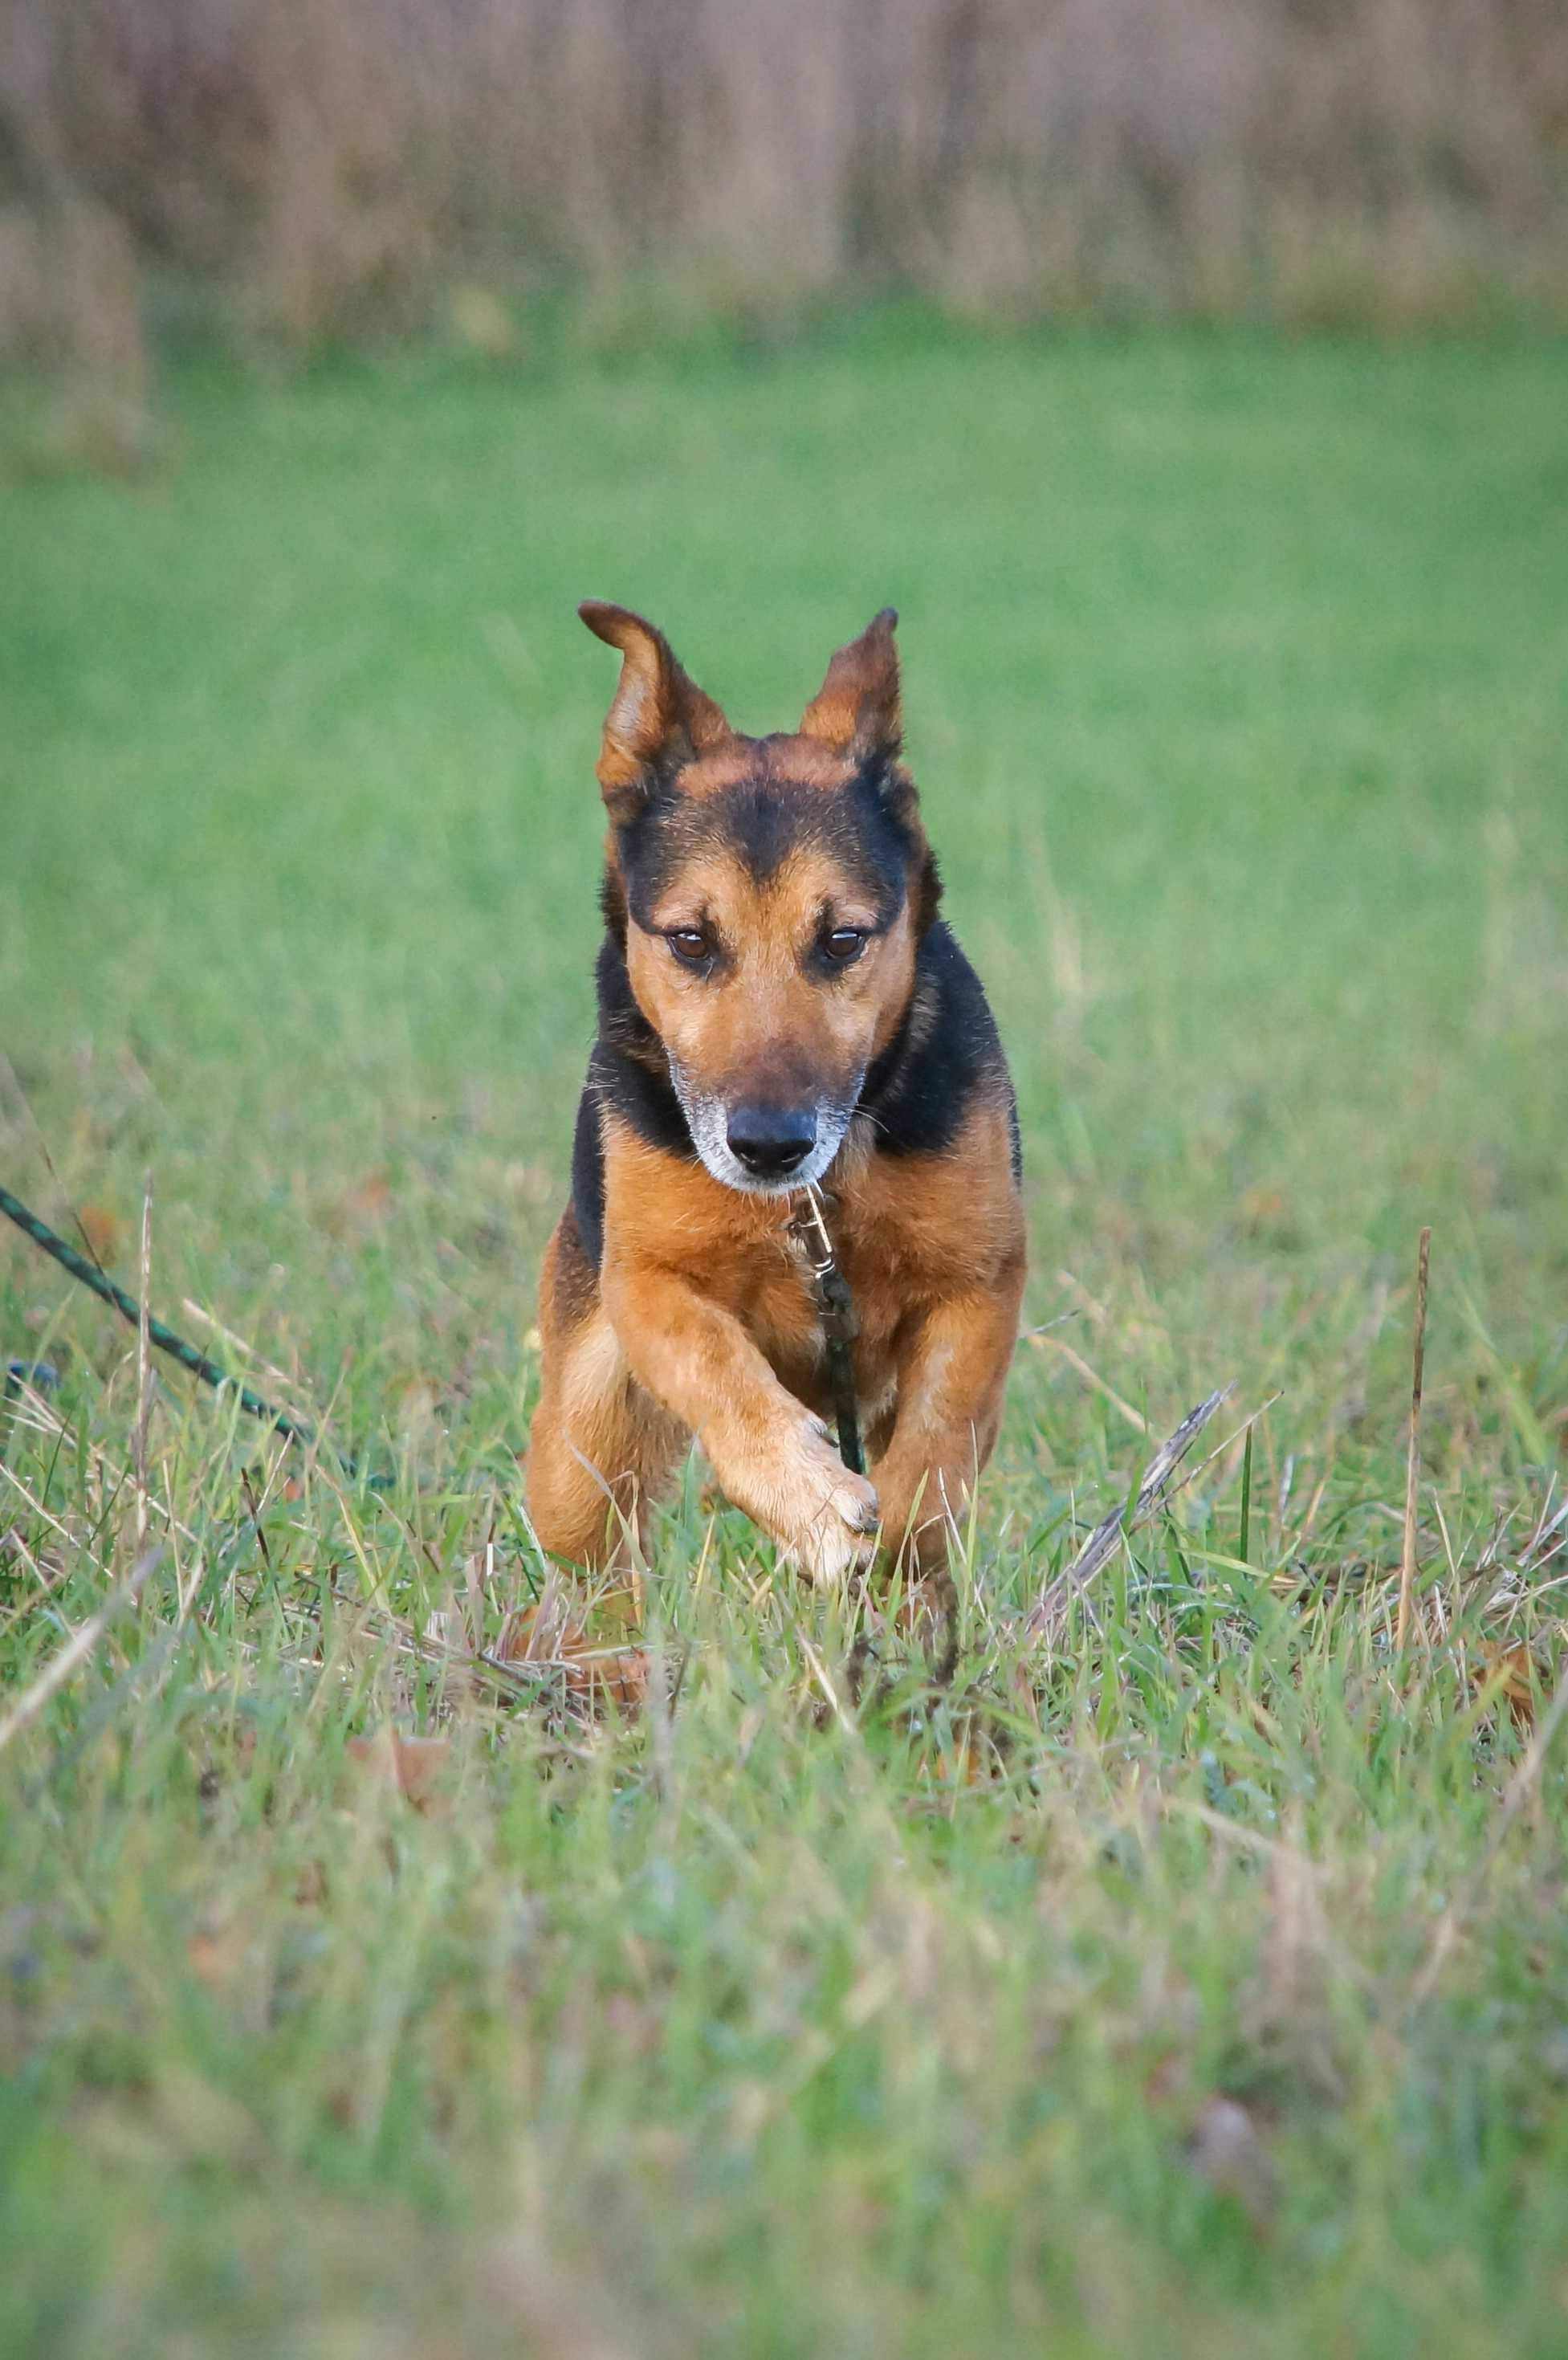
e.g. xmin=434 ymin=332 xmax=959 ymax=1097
xmin=733 ymin=1200 xmax=925 ymax=1412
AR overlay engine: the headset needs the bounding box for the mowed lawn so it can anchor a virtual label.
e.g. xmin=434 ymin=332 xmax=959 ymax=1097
xmin=2 ymin=323 xmax=1568 ymax=2358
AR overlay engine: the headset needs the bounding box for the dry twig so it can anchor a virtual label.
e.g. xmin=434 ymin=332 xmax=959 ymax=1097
xmin=1028 ymin=1384 xmax=1236 ymax=1637
xmin=1396 ymin=1228 xmax=1432 ymax=1654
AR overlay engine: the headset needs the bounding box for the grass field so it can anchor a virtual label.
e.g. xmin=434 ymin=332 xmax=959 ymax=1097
xmin=3 ymin=320 xmax=1568 ymax=2358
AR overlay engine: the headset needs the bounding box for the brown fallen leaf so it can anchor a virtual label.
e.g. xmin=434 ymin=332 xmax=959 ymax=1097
xmin=1184 ymin=2093 xmax=1277 ymax=2233
xmin=77 ymin=1202 xmax=123 ymax=1265
xmin=1239 ymin=1184 xmax=1293 ymax=1238
xmin=1473 ymin=1640 xmax=1542 ymax=1731
xmin=1007 ymin=1656 xmax=1042 ymax=1730
xmin=187 ymin=1922 xmax=249 ymax=1994
xmin=1143 ymin=2048 xmax=1191 ymax=2110
xmin=345 ymin=1728 xmax=453 ymax=1811
xmin=603 ymin=1991 xmax=662 ymax=2056
xmin=500 ymin=1598 xmax=650 ymax=1714
xmin=289 ymin=1863 xmax=327 ymax=1910
xmin=327 ymin=1171 xmax=394 ymax=1236
xmin=925 ymin=1733 xmax=995 ymax=1787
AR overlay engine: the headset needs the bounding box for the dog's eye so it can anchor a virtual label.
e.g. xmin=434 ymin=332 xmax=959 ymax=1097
xmin=666 ymin=928 xmax=711 ymax=967
xmin=822 ymin=928 xmax=866 ymax=965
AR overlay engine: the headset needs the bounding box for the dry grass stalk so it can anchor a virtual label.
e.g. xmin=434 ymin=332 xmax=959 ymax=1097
xmin=1166 ymin=1392 xmax=1285 ymax=1518
xmin=0 ymin=1543 xmax=165 ymax=1757
xmin=134 ymin=1171 xmax=153 ymax=1557
xmin=1028 ymin=1384 xmax=1235 ymax=1638
xmin=1412 ymin=1659 xmax=1568 ymax=2007
xmin=1035 ymin=1333 xmax=1151 ymax=1437
xmin=1395 ymin=1227 xmax=1432 ymax=1654
xmin=0 ymin=1457 xmax=78 ymax=1555
xmin=180 ymin=1296 xmax=301 ymax=1396
xmin=6 ymin=1375 xmax=203 ymax=1555
xmin=792 ymin=1620 xmax=858 ymax=1738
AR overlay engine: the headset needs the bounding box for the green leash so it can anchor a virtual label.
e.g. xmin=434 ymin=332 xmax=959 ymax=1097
xmin=2 ymin=1180 xmax=325 ymax=1459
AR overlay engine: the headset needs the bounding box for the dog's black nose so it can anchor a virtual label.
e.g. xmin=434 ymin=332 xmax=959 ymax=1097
xmin=727 ymin=1106 xmax=817 ymax=1180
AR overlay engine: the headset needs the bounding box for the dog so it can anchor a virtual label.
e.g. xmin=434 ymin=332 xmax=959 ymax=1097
xmin=525 ymin=602 xmax=1025 ymax=1583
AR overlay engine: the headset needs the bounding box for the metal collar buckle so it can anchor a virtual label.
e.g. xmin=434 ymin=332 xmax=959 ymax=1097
xmin=788 ymin=1182 xmax=841 ymax=1278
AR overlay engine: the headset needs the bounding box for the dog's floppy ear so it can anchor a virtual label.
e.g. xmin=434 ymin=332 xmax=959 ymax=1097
xmin=579 ymin=601 xmax=731 ymax=821
xmin=799 ymin=607 xmax=901 ymax=763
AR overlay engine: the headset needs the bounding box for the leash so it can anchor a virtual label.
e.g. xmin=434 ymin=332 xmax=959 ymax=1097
xmin=1 ymin=1180 xmax=332 ymax=1462
xmin=5 ymin=1167 xmax=859 ymax=1489
xmin=788 ymin=1182 xmax=865 ymax=1475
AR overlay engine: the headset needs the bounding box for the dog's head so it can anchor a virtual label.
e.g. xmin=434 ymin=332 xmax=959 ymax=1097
xmin=582 ymin=601 xmax=939 ymax=1196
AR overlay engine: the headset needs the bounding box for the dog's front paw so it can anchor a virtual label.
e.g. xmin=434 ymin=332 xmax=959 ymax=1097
xmin=774 ymin=1419 xmax=880 ymax=1586
xmin=703 ymin=1410 xmax=879 ymax=1585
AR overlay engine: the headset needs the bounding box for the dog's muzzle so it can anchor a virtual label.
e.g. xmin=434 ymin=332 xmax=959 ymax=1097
xmin=670 ymin=1062 xmax=860 ymax=1197
xmin=723 ymin=1104 xmax=817 ymax=1182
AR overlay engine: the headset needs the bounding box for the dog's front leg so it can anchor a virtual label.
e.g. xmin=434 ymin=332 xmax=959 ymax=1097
xmin=603 ymin=1258 xmax=880 ymax=1583
xmin=874 ymin=1265 xmax=1025 ymax=1572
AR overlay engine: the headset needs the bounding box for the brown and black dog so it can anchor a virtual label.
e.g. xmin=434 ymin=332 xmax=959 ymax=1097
xmin=526 ymin=602 xmax=1024 ymax=1583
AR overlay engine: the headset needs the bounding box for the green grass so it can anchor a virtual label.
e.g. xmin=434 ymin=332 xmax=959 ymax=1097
xmin=3 ymin=319 xmax=1568 ymax=2358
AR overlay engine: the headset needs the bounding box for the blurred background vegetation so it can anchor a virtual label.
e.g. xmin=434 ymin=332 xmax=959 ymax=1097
xmin=2 ymin=0 xmax=1566 ymax=452
xmin=6 ymin=17 xmax=1568 ymax=2355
